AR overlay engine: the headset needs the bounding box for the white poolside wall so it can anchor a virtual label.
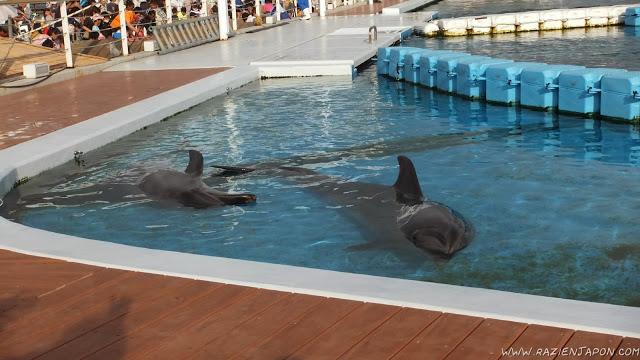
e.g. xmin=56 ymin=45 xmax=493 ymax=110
xmin=1 ymin=18 xmax=639 ymax=337
xmin=415 ymin=3 xmax=640 ymax=36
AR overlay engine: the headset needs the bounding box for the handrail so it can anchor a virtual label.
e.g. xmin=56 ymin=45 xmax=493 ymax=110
xmin=368 ymin=25 xmax=377 ymax=43
xmin=152 ymin=15 xmax=220 ymax=54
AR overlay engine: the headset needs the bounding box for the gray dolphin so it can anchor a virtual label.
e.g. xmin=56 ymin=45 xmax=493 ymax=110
xmin=214 ymin=155 xmax=474 ymax=258
xmin=138 ymin=150 xmax=256 ymax=208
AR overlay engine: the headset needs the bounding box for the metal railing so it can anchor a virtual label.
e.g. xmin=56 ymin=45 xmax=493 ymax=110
xmin=151 ymin=15 xmax=220 ymax=54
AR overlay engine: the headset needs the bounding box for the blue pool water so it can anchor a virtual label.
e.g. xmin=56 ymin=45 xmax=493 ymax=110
xmin=3 ymin=66 xmax=640 ymax=306
xmin=406 ymin=26 xmax=640 ymax=71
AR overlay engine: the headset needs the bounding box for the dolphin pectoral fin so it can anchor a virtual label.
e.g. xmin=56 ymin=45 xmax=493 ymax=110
xmin=178 ymin=189 xmax=225 ymax=208
xmin=185 ymin=150 xmax=204 ymax=177
xmin=216 ymin=193 xmax=257 ymax=205
xmin=211 ymin=165 xmax=256 ymax=177
xmin=393 ymin=156 xmax=425 ymax=206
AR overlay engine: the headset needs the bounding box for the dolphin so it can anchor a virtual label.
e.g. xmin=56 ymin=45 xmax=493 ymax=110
xmin=214 ymin=155 xmax=474 ymax=258
xmin=1 ymin=150 xmax=256 ymax=215
xmin=138 ymin=150 xmax=256 ymax=208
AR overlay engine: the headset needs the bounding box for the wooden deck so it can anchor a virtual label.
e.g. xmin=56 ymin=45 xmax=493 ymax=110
xmin=0 ymin=67 xmax=228 ymax=150
xmin=1 ymin=249 xmax=638 ymax=359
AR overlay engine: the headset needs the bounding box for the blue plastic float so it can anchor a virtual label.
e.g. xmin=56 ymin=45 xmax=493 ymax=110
xmin=558 ymin=68 xmax=627 ymax=115
xmin=403 ymin=50 xmax=431 ymax=84
xmin=376 ymin=47 xmax=392 ymax=75
xmin=436 ymin=53 xmax=474 ymax=93
xmin=601 ymin=71 xmax=640 ymax=120
xmin=485 ymin=62 xmax=545 ymax=105
xmin=388 ymin=47 xmax=422 ymax=80
xmin=625 ymin=7 xmax=640 ymax=26
xmin=521 ymin=65 xmax=585 ymax=110
xmin=418 ymin=50 xmax=463 ymax=88
xmin=456 ymin=57 xmax=513 ymax=99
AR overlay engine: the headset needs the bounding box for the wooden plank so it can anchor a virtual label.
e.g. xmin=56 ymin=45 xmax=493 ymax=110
xmin=237 ymin=299 xmax=362 ymax=359
xmin=559 ymin=331 xmax=623 ymax=360
xmin=86 ymin=284 xmax=256 ymax=360
xmin=37 ymin=279 xmax=213 ymax=360
xmin=0 ymin=272 xmax=177 ymax=359
xmin=188 ymin=294 xmax=325 ymax=360
xmin=446 ymin=319 xmax=527 ymax=360
xmin=290 ymin=302 xmax=401 ymax=360
xmin=1 ymin=268 xmax=127 ymax=324
xmin=499 ymin=324 xmax=573 ymax=360
xmin=612 ymin=338 xmax=640 ymax=360
xmin=341 ymin=308 xmax=442 ymax=360
xmin=393 ymin=313 xmax=483 ymax=360
xmin=0 ymin=271 xmax=135 ymax=337
xmin=138 ymin=287 xmax=286 ymax=360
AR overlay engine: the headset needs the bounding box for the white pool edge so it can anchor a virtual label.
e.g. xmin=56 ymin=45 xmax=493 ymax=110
xmin=1 ymin=65 xmax=639 ymax=338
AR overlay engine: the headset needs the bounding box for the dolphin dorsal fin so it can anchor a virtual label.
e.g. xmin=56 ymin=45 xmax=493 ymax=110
xmin=185 ymin=150 xmax=204 ymax=177
xmin=393 ymin=155 xmax=424 ymax=205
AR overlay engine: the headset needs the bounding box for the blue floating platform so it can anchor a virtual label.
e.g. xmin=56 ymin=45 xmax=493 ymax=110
xmin=418 ymin=50 xmax=463 ymax=88
xmin=486 ymin=62 xmax=545 ymax=105
xmin=436 ymin=53 xmax=475 ymax=93
xmin=456 ymin=56 xmax=513 ymax=99
xmin=377 ymin=47 xmax=393 ymax=75
xmin=558 ymin=68 xmax=627 ymax=115
xmin=521 ymin=65 xmax=585 ymax=110
xmin=601 ymin=71 xmax=640 ymax=120
xmin=403 ymin=49 xmax=432 ymax=84
xmin=388 ymin=47 xmax=423 ymax=80
xmin=625 ymin=7 xmax=640 ymax=26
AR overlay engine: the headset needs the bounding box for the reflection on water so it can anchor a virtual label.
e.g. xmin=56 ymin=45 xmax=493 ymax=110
xmin=420 ymin=0 xmax=635 ymax=18
xmin=405 ymin=27 xmax=640 ymax=70
xmin=2 ymin=67 xmax=640 ymax=306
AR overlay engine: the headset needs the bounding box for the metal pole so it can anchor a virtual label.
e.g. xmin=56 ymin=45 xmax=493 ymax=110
xmin=275 ymin=0 xmax=280 ymax=21
xmin=217 ymin=0 xmax=229 ymax=40
xmin=368 ymin=0 xmax=372 ymax=5
xmin=319 ymin=0 xmax=325 ymax=16
xmin=60 ymin=1 xmax=73 ymax=68
xmin=255 ymin=0 xmax=261 ymax=18
xmin=118 ymin=0 xmax=129 ymax=56
xmin=231 ymin=0 xmax=238 ymax=30
xmin=166 ymin=0 xmax=173 ymax=23
xmin=7 ymin=17 xmax=13 ymax=38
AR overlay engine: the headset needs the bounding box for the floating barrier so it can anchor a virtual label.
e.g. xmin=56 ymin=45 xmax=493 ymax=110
xmin=521 ymin=65 xmax=585 ymax=110
xmin=418 ymin=50 xmax=462 ymax=88
xmin=415 ymin=3 xmax=640 ymax=37
xmin=403 ymin=50 xmax=429 ymax=84
xmin=377 ymin=47 xmax=393 ymax=76
xmin=559 ymin=68 xmax=627 ymax=115
xmin=456 ymin=57 xmax=513 ymax=99
xmin=377 ymin=46 xmax=640 ymax=122
xmin=515 ymin=12 xmax=540 ymax=32
xmin=436 ymin=53 xmax=474 ymax=93
xmin=486 ymin=62 xmax=545 ymax=105
xmin=586 ymin=7 xmax=611 ymax=27
xmin=601 ymin=72 xmax=640 ymax=120
xmin=388 ymin=47 xmax=422 ymax=80
xmin=491 ymin=13 xmax=517 ymax=34
xmin=626 ymin=7 xmax=640 ymax=26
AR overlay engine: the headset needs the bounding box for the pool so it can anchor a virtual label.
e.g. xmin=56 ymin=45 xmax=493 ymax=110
xmin=419 ymin=0 xmax=636 ymax=19
xmin=2 ymin=65 xmax=640 ymax=307
xmin=405 ymin=26 xmax=640 ymax=71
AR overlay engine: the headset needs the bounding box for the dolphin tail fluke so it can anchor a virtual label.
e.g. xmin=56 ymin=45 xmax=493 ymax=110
xmin=185 ymin=150 xmax=204 ymax=177
xmin=211 ymin=165 xmax=256 ymax=177
xmin=393 ymin=156 xmax=424 ymax=205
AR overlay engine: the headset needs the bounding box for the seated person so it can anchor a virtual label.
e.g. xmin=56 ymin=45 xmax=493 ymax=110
xmin=262 ymin=0 xmax=274 ymax=14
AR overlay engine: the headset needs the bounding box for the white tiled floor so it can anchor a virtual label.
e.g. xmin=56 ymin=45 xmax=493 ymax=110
xmin=108 ymin=13 xmax=435 ymax=72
